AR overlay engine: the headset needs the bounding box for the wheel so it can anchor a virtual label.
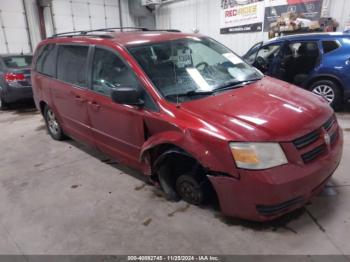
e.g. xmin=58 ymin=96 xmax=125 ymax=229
xmin=44 ymin=106 xmax=65 ymax=140
xmin=158 ymin=173 xmax=180 ymax=202
xmin=176 ymin=173 xmax=207 ymax=205
xmin=310 ymin=80 xmax=342 ymax=110
xmin=0 ymin=97 xmax=8 ymax=110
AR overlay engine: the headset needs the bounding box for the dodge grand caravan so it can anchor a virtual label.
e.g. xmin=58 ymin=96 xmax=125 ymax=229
xmin=32 ymin=28 xmax=343 ymax=221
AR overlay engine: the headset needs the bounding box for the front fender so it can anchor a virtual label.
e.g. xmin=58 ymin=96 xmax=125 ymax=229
xmin=140 ymin=130 xmax=185 ymax=161
xmin=139 ymin=129 xmax=238 ymax=178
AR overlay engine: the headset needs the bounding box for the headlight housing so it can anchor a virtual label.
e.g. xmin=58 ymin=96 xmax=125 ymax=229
xmin=229 ymin=142 xmax=288 ymax=170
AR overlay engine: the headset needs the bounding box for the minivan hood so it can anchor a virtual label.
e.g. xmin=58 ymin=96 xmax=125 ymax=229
xmin=180 ymin=77 xmax=333 ymax=142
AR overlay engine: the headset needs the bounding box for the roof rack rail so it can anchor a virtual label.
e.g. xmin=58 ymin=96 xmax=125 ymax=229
xmin=49 ymin=27 xmax=148 ymax=38
xmin=49 ymin=27 xmax=181 ymax=39
xmin=90 ymin=27 xmax=181 ymax=33
xmin=84 ymin=27 xmax=149 ymax=33
xmin=148 ymin=29 xmax=181 ymax=32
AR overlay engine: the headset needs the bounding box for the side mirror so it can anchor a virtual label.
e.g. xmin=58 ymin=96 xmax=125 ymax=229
xmin=111 ymin=87 xmax=144 ymax=107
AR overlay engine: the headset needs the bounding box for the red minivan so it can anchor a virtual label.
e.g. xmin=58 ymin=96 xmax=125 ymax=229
xmin=31 ymin=28 xmax=343 ymax=221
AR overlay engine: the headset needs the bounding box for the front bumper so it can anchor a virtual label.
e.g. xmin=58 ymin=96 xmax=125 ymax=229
xmin=208 ymin=128 xmax=343 ymax=221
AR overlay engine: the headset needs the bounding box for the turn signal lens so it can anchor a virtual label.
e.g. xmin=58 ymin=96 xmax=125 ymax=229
xmin=229 ymin=142 xmax=288 ymax=170
xmin=231 ymin=148 xmax=259 ymax=165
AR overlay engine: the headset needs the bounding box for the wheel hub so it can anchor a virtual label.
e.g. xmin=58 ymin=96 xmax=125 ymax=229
xmin=312 ymin=85 xmax=335 ymax=104
xmin=178 ymin=180 xmax=201 ymax=204
xmin=47 ymin=109 xmax=59 ymax=135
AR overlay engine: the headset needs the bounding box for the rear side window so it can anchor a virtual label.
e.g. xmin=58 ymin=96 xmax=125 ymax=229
xmin=57 ymin=45 xmax=89 ymax=87
xmin=322 ymin=41 xmax=340 ymax=54
xmin=3 ymin=56 xmax=32 ymax=68
xmin=36 ymin=44 xmax=57 ymax=76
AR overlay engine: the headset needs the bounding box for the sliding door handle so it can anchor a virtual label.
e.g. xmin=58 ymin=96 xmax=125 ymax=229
xmin=88 ymin=101 xmax=101 ymax=110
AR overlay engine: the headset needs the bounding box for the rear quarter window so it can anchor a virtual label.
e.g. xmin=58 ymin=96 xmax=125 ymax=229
xmin=35 ymin=44 xmax=57 ymax=77
xmin=322 ymin=40 xmax=340 ymax=54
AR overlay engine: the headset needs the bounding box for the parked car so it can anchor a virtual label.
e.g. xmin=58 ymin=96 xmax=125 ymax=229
xmin=0 ymin=54 xmax=33 ymax=109
xmin=32 ymin=28 xmax=343 ymax=221
xmin=243 ymin=33 xmax=350 ymax=110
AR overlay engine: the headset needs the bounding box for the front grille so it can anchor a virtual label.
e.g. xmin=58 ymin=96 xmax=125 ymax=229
xmin=293 ymin=130 xmax=321 ymax=149
xmin=301 ymin=144 xmax=327 ymax=163
xmin=256 ymin=197 xmax=304 ymax=216
xmin=292 ymin=116 xmax=337 ymax=164
xmin=323 ymin=116 xmax=336 ymax=131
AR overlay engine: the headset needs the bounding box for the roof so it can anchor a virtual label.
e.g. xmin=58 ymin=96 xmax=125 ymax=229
xmin=108 ymin=31 xmax=200 ymax=46
xmin=42 ymin=30 xmax=201 ymax=47
xmin=266 ymin=32 xmax=350 ymax=45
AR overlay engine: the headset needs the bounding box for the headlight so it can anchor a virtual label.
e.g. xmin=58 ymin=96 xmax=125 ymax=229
xmin=229 ymin=142 xmax=288 ymax=170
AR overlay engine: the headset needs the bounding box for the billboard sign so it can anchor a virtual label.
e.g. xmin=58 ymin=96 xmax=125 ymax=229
xmin=220 ymin=0 xmax=265 ymax=34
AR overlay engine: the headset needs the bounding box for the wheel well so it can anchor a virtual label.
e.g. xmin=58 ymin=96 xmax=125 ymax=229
xmin=149 ymin=144 xmax=195 ymax=180
xmin=308 ymin=76 xmax=344 ymax=95
xmin=149 ymin=144 xmax=216 ymax=201
xmin=39 ymin=101 xmax=47 ymax=115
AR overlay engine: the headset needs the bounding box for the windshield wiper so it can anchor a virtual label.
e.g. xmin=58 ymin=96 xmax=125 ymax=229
xmin=164 ymin=78 xmax=262 ymax=99
xmin=165 ymin=90 xmax=214 ymax=99
xmin=213 ymin=78 xmax=261 ymax=92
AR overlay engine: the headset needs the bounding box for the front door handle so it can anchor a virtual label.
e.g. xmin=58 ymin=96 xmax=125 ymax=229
xmin=88 ymin=101 xmax=101 ymax=110
xmin=74 ymin=95 xmax=86 ymax=103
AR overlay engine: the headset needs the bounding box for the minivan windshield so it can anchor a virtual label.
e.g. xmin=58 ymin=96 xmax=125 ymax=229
xmin=3 ymin=56 xmax=32 ymax=68
xmin=128 ymin=37 xmax=263 ymax=102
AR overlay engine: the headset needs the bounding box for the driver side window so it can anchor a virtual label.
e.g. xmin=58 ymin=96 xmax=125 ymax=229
xmin=255 ymin=44 xmax=281 ymax=73
xmin=92 ymin=48 xmax=139 ymax=96
xmin=244 ymin=43 xmax=261 ymax=64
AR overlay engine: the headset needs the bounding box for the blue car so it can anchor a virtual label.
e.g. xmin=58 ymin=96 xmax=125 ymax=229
xmin=243 ymin=33 xmax=350 ymax=109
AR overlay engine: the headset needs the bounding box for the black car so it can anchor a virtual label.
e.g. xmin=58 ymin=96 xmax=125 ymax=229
xmin=0 ymin=54 xmax=33 ymax=109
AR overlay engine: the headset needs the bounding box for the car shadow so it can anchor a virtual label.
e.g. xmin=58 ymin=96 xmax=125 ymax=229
xmin=342 ymin=102 xmax=350 ymax=113
xmin=212 ymin=207 xmax=305 ymax=233
xmin=65 ymin=139 xmax=148 ymax=184
xmin=3 ymin=100 xmax=38 ymax=115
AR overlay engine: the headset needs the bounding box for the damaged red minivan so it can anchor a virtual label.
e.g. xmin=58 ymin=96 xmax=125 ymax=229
xmin=31 ymin=28 xmax=343 ymax=221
